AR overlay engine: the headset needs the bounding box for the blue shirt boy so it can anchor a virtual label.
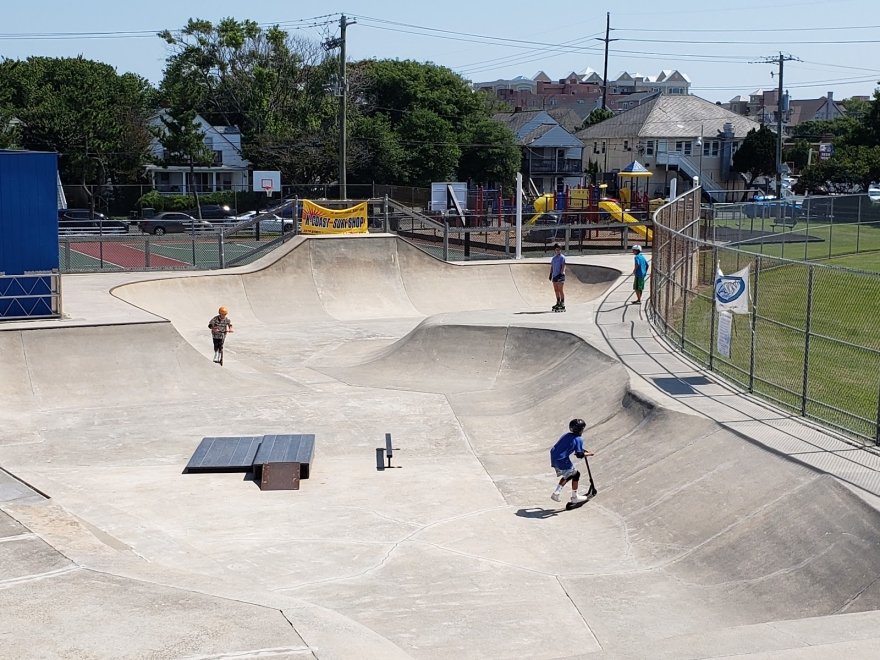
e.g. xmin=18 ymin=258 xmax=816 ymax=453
xmin=550 ymin=432 xmax=584 ymax=470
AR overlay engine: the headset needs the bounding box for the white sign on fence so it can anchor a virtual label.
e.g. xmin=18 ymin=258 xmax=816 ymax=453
xmin=717 ymin=311 xmax=733 ymax=358
xmin=715 ymin=264 xmax=750 ymax=314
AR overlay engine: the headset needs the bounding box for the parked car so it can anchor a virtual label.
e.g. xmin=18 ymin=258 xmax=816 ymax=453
xmin=742 ymin=195 xmax=802 ymax=220
xmin=184 ymin=204 xmax=237 ymax=220
xmin=138 ymin=212 xmax=215 ymax=236
xmin=868 ymin=183 xmax=880 ymax=204
xmin=254 ymin=213 xmax=294 ymax=233
xmin=57 ymin=209 xmax=128 ymax=235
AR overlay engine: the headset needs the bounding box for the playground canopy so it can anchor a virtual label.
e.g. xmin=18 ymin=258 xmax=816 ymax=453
xmin=618 ymin=160 xmax=653 ymax=177
xmin=618 ymin=161 xmax=652 ymax=211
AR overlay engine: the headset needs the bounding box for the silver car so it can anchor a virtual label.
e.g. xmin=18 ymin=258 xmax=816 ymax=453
xmin=138 ymin=212 xmax=215 ymax=236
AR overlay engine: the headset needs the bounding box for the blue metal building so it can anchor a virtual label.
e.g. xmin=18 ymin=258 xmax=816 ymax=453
xmin=0 ymin=150 xmax=61 ymax=319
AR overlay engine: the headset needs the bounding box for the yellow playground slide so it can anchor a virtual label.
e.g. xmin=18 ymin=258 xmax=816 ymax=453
xmin=598 ymin=200 xmax=653 ymax=241
xmin=526 ymin=193 xmax=555 ymax=225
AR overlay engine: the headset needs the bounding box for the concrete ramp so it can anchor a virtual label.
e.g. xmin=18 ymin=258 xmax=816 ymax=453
xmin=0 ymin=323 xmax=246 ymax=414
xmin=114 ymin=235 xmax=619 ymax=331
xmin=5 ymin=234 xmax=880 ymax=657
xmin=313 ymin=319 xmax=880 ymax=642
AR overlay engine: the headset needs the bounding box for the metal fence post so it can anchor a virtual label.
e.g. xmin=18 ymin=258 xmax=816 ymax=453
xmin=708 ymin=245 xmax=718 ymax=371
xmin=829 ymin=197 xmax=835 ymax=259
xmin=664 ymin=231 xmax=673 ymax=335
xmin=749 ymin=256 xmax=760 ymax=393
xmin=828 ymin=211 xmax=834 ymax=260
xmin=804 ymin=197 xmax=811 ymax=261
xmin=801 ymin=265 xmax=815 ymax=416
xmin=443 ymin=221 xmax=449 ymax=262
xmin=145 ymin=237 xmax=151 ymax=269
xmin=218 ymin=232 xmax=225 ymax=269
xmin=876 ymin=372 xmax=880 ymax=446
xmin=63 ymin=239 xmax=71 ymax=272
xmin=857 ymin=195 xmax=862 ymax=254
xmin=384 ymin=194 xmax=389 ymax=233
xmin=681 ymin=238 xmax=690 ymax=351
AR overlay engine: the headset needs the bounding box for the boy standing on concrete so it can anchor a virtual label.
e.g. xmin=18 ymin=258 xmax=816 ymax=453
xmin=632 ymin=245 xmax=649 ymax=305
xmin=549 ymin=243 xmax=566 ymax=311
xmin=550 ymin=418 xmax=593 ymax=504
xmin=208 ymin=306 xmax=234 ymax=363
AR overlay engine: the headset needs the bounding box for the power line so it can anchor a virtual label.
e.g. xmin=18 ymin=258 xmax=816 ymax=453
xmin=455 ymin=32 xmax=605 ymax=76
xmin=0 ymin=15 xmax=339 ymax=40
xmin=618 ymin=37 xmax=880 ymax=46
xmin=618 ymin=24 xmax=880 ymax=33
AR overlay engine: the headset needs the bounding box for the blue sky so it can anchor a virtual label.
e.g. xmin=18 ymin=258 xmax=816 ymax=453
xmin=2 ymin=0 xmax=879 ymax=103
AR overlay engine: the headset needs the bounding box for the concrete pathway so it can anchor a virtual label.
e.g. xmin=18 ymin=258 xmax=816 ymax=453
xmin=592 ymin=259 xmax=880 ymax=512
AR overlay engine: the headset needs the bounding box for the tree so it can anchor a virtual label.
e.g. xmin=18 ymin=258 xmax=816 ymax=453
xmin=796 ymin=89 xmax=880 ymax=192
xmin=798 ymin=144 xmax=880 ymax=193
xmin=154 ymin=102 xmax=215 ymax=218
xmin=457 ymin=116 xmax=520 ymax=188
xmin=158 ymin=18 xmax=338 ymax=183
xmin=0 ymin=57 xmax=155 ymax=200
xmin=784 ymin=139 xmax=811 ymax=171
xmin=350 ymin=59 xmax=520 ymax=186
xmin=732 ymin=126 xmax=777 ymax=190
xmin=579 ymin=107 xmax=613 ymax=131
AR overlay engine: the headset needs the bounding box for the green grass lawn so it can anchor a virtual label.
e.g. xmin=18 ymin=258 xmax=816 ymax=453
xmin=712 ymin=215 xmax=880 ymax=267
xmin=671 ymin=253 xmax=880 ymax=443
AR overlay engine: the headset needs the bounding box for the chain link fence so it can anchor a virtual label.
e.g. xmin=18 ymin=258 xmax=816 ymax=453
xmin=652 ymin=188 xmax=880 ymax=445
xmin=708 ymin=193 xmax=880 ymax=268
xmin=59 ymin=195 xmax=656 ymax=270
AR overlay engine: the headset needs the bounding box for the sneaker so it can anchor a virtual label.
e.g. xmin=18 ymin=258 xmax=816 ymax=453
xmin=631 ymin=300 xmax=641 ymax=305
xmin=570 ymin=492 xmax=588 ymax=505
xmin=551 ymin=491 xmax=561 ymax=502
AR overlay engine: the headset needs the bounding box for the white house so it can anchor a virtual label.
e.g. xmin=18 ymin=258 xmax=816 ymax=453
xmin=146 ymin=112 xmax=250 ymax=194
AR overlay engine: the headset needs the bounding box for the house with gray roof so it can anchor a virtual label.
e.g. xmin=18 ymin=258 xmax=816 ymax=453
xmin=575 ymin=95 xmax=761 ymax=202
xmin=493 ymin=109 xmax=584 ymax=194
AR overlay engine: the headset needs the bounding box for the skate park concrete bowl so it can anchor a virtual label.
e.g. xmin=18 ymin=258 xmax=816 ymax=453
xmin=2 ymin=233 xmax=880 ymax=658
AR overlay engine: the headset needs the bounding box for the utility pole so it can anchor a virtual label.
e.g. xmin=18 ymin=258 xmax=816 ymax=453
xmin=324 ymin=15 xmax=356 ymax=200
xmin=752 ymin=52 xmax=799 ymax=197
xmin=597 ymin=13 xmax=617 ymax=111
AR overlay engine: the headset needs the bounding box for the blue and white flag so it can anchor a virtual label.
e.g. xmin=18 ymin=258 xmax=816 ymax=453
xmin=715 ymin=264 xmax=750 ymax=314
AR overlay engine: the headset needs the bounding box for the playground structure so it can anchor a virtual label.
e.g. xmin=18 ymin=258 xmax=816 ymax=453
xmin=468 ymin=174 xmax=655 ymax=245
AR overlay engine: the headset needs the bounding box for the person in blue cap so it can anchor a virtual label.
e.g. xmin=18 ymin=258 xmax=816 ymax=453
xmin=631 ymin=245 xmax=649 ymax=305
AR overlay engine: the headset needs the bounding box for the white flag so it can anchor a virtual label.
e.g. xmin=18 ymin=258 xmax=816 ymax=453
xmin=715 ymin=265 xmax=750 ymax=314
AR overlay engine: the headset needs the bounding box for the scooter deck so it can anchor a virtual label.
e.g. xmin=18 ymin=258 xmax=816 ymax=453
xmin=564 ymin=488 xmax=597 ymax=510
